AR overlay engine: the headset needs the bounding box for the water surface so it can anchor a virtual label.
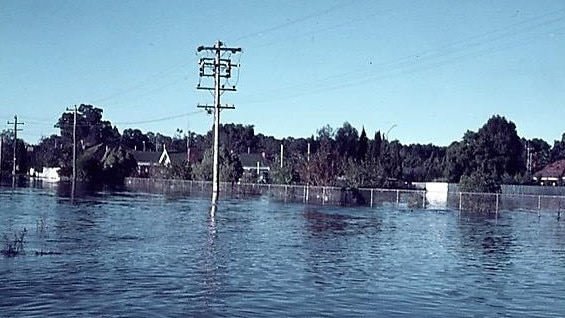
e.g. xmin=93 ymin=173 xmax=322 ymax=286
xmin=1 ymin=186 xmax=564 ymax=317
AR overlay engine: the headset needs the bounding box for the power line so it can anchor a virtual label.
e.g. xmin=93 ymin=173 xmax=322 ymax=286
xmin=238 ymin=7 xmax=565 ymax=104
xmin=114 ymin=110 xmax=205 ymax=126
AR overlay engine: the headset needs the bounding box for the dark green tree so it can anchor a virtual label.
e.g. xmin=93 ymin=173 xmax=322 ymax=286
xmin=335 ymin=122 xmax=359 ymax=160
xmin=358 ymin=127 xmax=368 ymax=161
xmin=550 ymin=132 xmax=565 ymax=162
xmin=121 ymin=128 xmax=152 ymax=151
xmin=191 ymin=147 xmax=243 ymax=183
xmin=32 ymin=135 xmax=64 ymax=169
xmin=368 ymin=130 xmax=382 ymax=162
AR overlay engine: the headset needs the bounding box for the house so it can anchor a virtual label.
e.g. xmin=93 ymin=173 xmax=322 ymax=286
xmin=131 ymin=146 xmax=201 ymax=177
xmin=29 ymin=167 xmax=62 ymax=182
xmin=131 ymin=150 xmax=162 ymax=177
xmin=238 ymin=152 xmax=271 ymax=182
xmin=533 ymin=159 xmax=565 ymax=186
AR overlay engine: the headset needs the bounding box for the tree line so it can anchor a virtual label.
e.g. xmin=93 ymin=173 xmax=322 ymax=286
xmin=1 ymin=104 xmax=565 ymax=192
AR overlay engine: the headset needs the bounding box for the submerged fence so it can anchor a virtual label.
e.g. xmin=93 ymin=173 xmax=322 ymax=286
xmin=125 ymin=178 xmax=565 ymax=213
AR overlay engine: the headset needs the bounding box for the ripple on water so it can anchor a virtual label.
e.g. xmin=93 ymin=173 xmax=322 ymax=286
xmin=1 ymin=188 xmax=564 ymax=317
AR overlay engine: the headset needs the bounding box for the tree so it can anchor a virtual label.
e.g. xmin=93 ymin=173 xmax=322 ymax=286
xmin=380 ymin=140 xmax=403 ymax=183
xmin=270 ymin=155 xmax=301 ymax=185
xmin=302 ymin=138 xmax=338 ymax=186
xmin=33 ymin=135 xmax=63 ymax=169
xmin=447 ymin=115 xmax=524 ymax=192
xmin=475 ymin=115 xmax=524 ymax=179
xmin=0 ymin=130 xmax=29 ymax=176
xmin=55 ymin=104 xmax=120 ymax=148
xmin=191 ymin=147 xmax=243 ymax=183
xmin=367 ymin=130 xmax=382 ymax=162
xmin=335 ymin=122 xmax=359 ymax=160
xmin=121 ymin=128 xmax=152 ymax=151
xmin=402 ymin=143 xmax=445 ymax=182
xmin=550 ymin=132 xmax=565 ymax=162
xmin=77 ymin=145 xmax=137 ymax=184
xmin=358 ymin=127 xmax=368 ymax=161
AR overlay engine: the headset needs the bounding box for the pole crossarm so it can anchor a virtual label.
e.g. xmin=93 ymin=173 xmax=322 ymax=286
xmin=196 ymin=85 xmax=237 ymax=91
xmin=197 ymin=104 xmax=236 ymax=110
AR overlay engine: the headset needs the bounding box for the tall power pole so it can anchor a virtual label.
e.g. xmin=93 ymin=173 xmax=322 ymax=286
xmin=0 ymin=136 xmax=3 ymax=177
xmin=197 ymin=41 xmax=241 ymax=206
xmin=7 ymin=115 xmax=24 ymax=177
xmin=66 ymin=106 xmax=78 ymax=183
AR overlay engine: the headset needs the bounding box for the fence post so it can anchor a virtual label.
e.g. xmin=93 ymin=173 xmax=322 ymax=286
xmin=396 ymin=190 xmax=400 ymax=206
xmin=496 ymin=193 xmax=499 ymax=213
xmin=538 ymin=195 xmax=541 ymax=210
xmin=459 ymin=192 xmax=462 ymax=210
xmin=422 ymin=190 xmax=426 ymax=209
xmin=370 ymin=189 xmax=374 ymax=208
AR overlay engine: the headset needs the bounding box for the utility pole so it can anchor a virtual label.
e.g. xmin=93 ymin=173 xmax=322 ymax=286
xmin=7 ymin=115 xmax=24 ymax=178
xmin=280 ymin=144 xmax=284 ymax=168
xmin=66 ymin=106 xmax=78 ymax=183
xmin=0 ymin=136 xmax=3 ymax=178
xmin=197 ymin=41 xmax=242 ymax=206
xmin=526 ymin=143 xmax=533 ymax=173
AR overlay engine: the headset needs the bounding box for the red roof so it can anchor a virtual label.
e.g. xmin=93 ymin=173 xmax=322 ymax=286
xmin=534 ymin=159 xmax=565 ymax=179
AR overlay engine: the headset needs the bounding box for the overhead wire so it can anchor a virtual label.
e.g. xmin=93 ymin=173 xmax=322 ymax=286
xmin=237 ymin=7 xmax=565 ymax=103
xmin=114 ymin=110 xmax=205 ymax=126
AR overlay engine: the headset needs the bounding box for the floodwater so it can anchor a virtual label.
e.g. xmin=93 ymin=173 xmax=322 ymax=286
xmin=1 ymin=184 xmax=564 ymax=317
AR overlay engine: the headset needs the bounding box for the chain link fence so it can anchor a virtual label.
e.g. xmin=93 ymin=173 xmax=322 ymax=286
xmin=125 ymin=178 xmax=565 ymax=213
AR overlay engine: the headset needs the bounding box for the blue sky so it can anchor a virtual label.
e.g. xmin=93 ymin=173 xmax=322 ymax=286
xmin=1 ymin=0 xmax=564 ymax=146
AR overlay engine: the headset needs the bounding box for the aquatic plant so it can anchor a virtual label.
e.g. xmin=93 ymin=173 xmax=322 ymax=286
xmin=1 ymin=229 xmax=26 ymax=257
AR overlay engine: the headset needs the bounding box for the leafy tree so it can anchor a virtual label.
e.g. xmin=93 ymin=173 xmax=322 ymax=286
xmin=55 ymin=104 xmax=120 ymax=148
xmin=402 ymin=143 xmax=446 ymax=182
xmin=371 ymin=131 xmax=383 ymax=160
xmin=32 ymin=135 xmax=64 ymax=169
xmin=459 ymin=170 xmax=501 ymax=193
xmin=447 ymin=115 xmax=524 ymax=192
xmin=191 ymin=147 xmax=243 ymax=183
xmin=121 ymin=128 xmax=152 ymax=151
xmin=302 ymin=137 xmax=338 ymax=186
xmin=100 ymin=148 xmax=137 ymax=183
xmin=358 ymin=127 xmax=368 ymax=161
xmin=77 ymin=145 xmax=136 ymax=184
xmin=0 ymin=130 xmax=29 ymax=175
xmin=270 ymin=155 xmax=301 ymax=184
xmin=550 ymin=132 xmax=565 ymax=162
xmin=380 ymin=140 xmax=403 ymax=181
xmin=335 ymin=122 xmax=359 ymax=160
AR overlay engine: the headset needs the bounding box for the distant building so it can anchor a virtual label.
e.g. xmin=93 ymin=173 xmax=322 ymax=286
xmin=130 ymin=146 xmax=201 ymax=178
xmin=131 ymin=150 xmax=162 ymax=177
xmin=533 ymin=159 xmax=565 ymax=186
xmin=29 ymin=167 xmax=62 ymax=182
xmin=238 ymin=152 xmax=271 ymax=183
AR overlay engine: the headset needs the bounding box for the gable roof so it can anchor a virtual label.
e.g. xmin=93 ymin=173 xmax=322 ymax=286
xmin=162 ymin=152 xmax=188 ymax=166
xmin=238 ymin=153 xmax=270 ymax=169
xmin=131 ymin=151 xmax=161 ymax=166
xmin=534 ymin=159 xmax=565 ymax=179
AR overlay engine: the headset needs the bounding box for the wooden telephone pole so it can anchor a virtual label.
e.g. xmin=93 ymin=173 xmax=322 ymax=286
xmin=7 ymin=115 xmax=24 ymax=179
xmin=197 ymin=41 xmax=241 ymax=207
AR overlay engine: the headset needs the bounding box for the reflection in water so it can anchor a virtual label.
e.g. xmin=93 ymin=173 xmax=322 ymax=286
xmin=457 ymin=213 xmax=516 ymax=271
xmin=199 ymin=206 xmax=220 ymax=313
xmin=303 ymin=208 xmax=348 ymax=236
xmin=1 ymin=186 xmax=564 ymax=317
